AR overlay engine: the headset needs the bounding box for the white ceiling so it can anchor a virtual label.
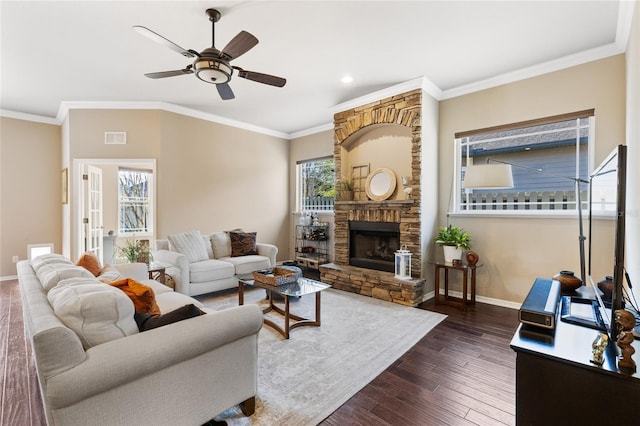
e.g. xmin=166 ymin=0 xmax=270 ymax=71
xmin=0 ymin=1 xmax=634 ymax=137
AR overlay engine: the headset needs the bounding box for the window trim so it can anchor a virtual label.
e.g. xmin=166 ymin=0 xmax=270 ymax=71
xmin=452 ymin=112 xmax=595 ymax=216
xmin=296 ymin=156 xmax=335 ymax=213
xmin=118 ymin=168 xmax=154 ymax=236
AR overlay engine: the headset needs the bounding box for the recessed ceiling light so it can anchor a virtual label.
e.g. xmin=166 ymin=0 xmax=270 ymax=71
xmin=341 ymin=75 xmax=354 ymax=84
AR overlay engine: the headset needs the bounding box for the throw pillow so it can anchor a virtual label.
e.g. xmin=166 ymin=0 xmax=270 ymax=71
xmin=229 ymin=231 xmax=258 ymax=257
xmin=211 ymin=232 xmax=232 ymax=258
xmin=107 ymin=278 xmax=161 ymax=316
xmin=47 ymin=282 xmax=138 ymax=349
xmin=134 ymin=304 xmax=205 ymax=331
xmin=97 ymin=264 xmax=125 ymax=283
xmin=76 ymin=252 xmax=102 ymax=276
xmin=168 ymin=230 xmax=209 ymax=263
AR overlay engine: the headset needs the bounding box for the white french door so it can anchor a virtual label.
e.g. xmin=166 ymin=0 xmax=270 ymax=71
xmin=83 ymin=165 xmax=104 ymax=263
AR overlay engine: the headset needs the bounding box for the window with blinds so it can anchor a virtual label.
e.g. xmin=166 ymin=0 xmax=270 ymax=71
xmin=455 ymin=110 xmax=594 ymax=213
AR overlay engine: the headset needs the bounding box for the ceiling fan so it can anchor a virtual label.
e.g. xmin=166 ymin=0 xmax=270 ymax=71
xmin=133 ymin=8 xmax=286 ymax=100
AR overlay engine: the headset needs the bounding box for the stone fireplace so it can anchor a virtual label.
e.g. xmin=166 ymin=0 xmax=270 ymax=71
xmin=320 ymin=88 xmax=433 ymax=307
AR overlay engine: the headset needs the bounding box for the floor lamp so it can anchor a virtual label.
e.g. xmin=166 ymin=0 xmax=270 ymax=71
xmin=463 ymin=158 xmax=589 ymax=286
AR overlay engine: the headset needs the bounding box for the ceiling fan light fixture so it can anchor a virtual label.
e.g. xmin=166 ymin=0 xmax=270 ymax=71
xmin=194 ymin=58 xmax=232 ymax=84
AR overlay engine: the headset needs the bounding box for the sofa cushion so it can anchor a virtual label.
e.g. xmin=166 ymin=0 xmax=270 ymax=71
xmin=31 ymin=253 xmax=73 ymax=272
xmin=107 ymin=278 xmax=161 ymax=316
xmin=37 ymin=264 xmax=96 ymax=292
xmin=211 ymin=232 xmax=232 ymax=259
xmin=76 ymin=252 xmax=103 ymax=276
xmin=47 ymin=281 xmax=138 ymax=349
xmin=229 ymin=231 xmax=258 ymax=257
xmin=168 ymin=230 xmax=209 ymax=263
xmin=155 ymin=291 xmax=205 ymax=313
xmin=218 ymin=255 xmax=271 ymax=275
xmin=189 ymin=259 xmax=235 ymax=283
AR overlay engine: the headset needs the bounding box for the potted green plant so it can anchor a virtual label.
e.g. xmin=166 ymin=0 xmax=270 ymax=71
xmin=116 ymin=237 xmax=151 ymax=264
xmin=337 ymin=177 xmax=354 ymax=201
xmin=434 ymin=225 xmax=471 ymax=263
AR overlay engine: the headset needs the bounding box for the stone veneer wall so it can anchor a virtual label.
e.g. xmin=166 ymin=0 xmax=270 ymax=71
xmin=320 ymin=89 xmax=425 ymax=306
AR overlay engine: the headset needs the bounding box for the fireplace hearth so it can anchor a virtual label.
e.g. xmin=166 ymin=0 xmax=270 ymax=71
xmin=349 ymin=221 xmax=400 ymax=272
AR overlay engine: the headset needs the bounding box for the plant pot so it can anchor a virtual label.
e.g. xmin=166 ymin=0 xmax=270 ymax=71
xmin=339 ymin=190 xmax=354 ymax=201
xmin=553 ymin=270 xmax=582 ymax=292
xmin=442 ymin=246 xmax=462 ymax=264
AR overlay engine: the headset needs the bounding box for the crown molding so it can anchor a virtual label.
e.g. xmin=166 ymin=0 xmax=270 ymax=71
xmin=0 ymin=109 xmax=59 ymax=125
xmin=440 ymin=42 xmax=624 ymax=100
xmin=288 ymin=122 xmax=334 ymax=140
xmin=330 ymin=76 xmax=442 ymax=115
xmin=56 ymin=101 xmax=289 ymax=139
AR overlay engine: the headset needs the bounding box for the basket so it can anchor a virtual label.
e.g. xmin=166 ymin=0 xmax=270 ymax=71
xmin=252 ymin=267 xmax=301 ymax=286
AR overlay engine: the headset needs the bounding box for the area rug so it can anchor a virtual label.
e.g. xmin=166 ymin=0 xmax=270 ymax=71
xmin=196 ymin=288 xmax=446 ymax=425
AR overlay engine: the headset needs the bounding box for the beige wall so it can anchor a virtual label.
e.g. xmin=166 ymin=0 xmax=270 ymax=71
xmin=625 ymin=4 xmax=640 ymax=303
xmin=157 ymin=111 xmax=290 ymax=252
xmin=288 ymin=129 xmax=335 ymax=261
xmin=0 ymin=117 xmax=61 ymax=277
xmin=65 ymin=109 xmax=290 ymax=261
xmin=438 ymin=55 xmax=626 ymax=304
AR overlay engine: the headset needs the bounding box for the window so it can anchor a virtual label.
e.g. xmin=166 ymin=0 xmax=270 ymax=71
xmin=455 ymin=110 xmax=593 ymax=213
xmin=118 ymin=168 xmax=152 ymax=234
xmin=297 ymin=157 xmax=335 ymax=211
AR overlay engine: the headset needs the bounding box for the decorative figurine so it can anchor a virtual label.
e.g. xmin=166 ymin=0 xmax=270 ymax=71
xmin=591 ymin=333 xmax=608 ymax=366
xmin=614 ymin=309 xmax=636 ymax=371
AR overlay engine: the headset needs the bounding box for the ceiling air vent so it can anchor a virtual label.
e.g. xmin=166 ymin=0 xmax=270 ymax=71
xmin=104 ymin=132 xmax=127 ymax=145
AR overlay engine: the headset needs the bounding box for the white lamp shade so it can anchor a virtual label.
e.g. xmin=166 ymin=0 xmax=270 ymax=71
xmin=464 ymin=164 xmax=514 ymax=189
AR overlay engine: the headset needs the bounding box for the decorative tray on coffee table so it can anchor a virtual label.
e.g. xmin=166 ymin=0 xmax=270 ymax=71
xmin=252 ymin=267 xmax=302 ymax=286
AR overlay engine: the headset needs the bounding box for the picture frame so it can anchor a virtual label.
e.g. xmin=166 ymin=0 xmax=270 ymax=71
xmin=61 ymin=168 xmax=68 ymax=204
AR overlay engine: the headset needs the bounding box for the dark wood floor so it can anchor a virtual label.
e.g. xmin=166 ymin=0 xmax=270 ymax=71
xmin=1 ymin=278 xmax=519 ymax=426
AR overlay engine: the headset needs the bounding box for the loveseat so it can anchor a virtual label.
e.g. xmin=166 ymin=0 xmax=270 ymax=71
xmin=18 ymin=254 xmax=262 ymax=426
xmin=153 ymin=230 xmax=278 ymax=296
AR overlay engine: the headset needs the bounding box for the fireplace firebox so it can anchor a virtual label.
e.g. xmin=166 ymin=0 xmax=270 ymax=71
xmin=349 ymin=221 xmax=400 ymax=272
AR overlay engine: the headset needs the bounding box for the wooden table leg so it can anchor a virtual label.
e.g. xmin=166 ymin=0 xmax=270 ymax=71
xmin=284 ymin=295 xmax=290 ymax=339
xmin=316 ymin=291 xmax=321 ymax=325
xmin=434 ymin=265 xmax=441 ymax=305
xmin=238 ymin=281 xmax=244 ymax=305
xmin=471 ymin=267 xmax=477 ymax=305
xmin=444 ymin=268 xmax=449 ymax=300
xmin=462 ymin=268 xmax=468 ymax=311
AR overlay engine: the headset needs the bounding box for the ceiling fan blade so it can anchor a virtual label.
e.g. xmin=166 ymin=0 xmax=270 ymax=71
xmin=133 ymin=25 xmax=197 ymax=58
xmin=220 ymin=31 xmax=258 ymax=60
xmin=144 ymin=68 xmax=193 ymax=79
xmin=217 ymin=83 xmax=235 ymax=100
xmin=237 ymin=70 xmax=286 ymax=87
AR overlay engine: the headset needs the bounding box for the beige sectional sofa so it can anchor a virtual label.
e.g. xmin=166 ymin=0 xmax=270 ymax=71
xmin=18 ymin=254 xmax=262 ymax=426
xmin=154 ymin=230 xmax=278 ymax=296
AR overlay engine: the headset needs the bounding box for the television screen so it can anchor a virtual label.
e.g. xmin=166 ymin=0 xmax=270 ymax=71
xmin=587 ymin=144 xmax=627 ymax=340
xmin=561 ymin=145 xmax=627 ymax=340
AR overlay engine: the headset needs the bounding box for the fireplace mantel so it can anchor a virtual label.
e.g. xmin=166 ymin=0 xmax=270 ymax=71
xmin=335 ymin=200 xmax=414 ymax=208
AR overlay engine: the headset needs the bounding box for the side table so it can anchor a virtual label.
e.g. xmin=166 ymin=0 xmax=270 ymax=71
xmin=433 ymin=262 xmax=481 ymax=311
xmin=147 ymin=262 xmax=167 ymax=286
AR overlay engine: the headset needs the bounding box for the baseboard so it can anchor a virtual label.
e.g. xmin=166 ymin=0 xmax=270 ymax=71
xmin=423 ymin=289 xmax=521 ymax=310
xmin=1 ymin=275 xmax=18 ymax=282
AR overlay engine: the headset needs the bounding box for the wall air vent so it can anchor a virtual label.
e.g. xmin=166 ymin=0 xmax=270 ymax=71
xmin=104 ymin=132 xmax=127 ymax=145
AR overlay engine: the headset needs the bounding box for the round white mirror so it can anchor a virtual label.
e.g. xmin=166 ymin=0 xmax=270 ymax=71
xmin=365 ymin=168 xmax=396 ymax=201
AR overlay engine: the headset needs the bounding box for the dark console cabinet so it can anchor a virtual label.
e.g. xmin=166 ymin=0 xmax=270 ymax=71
xmin=511 ymin=313 xmax=640 ymax=425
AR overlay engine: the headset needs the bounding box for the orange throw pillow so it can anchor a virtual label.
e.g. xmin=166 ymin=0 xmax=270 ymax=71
xmin=76 ymin=252 xmax=103 ymax=277
xmin=108 ymin=278 xmax=161 ymax=316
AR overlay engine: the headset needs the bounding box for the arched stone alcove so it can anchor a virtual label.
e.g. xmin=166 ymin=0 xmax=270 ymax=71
xmin=322 ymin=89 xmax=425 ymax=307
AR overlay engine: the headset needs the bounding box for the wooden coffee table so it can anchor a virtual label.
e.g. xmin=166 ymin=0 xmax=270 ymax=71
xmin=236 ymin=274 xmax=330 ymax=339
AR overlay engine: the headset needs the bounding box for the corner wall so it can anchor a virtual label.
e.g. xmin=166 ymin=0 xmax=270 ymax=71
xmin=0 ymin=117 xmax=61 ymax=277
xmin=438 ymin=55 xmax=626 ymax=305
